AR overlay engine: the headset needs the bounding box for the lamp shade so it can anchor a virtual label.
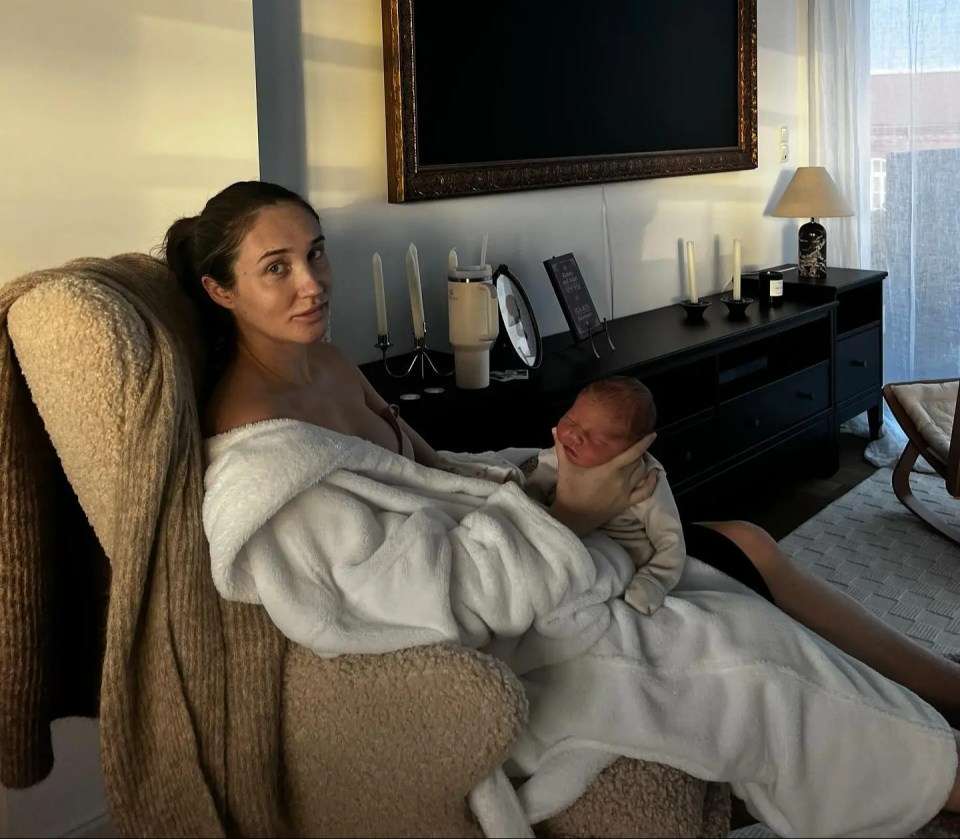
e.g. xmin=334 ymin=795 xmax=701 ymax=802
xmin=771 ymin=166 xmax=853 ymax=219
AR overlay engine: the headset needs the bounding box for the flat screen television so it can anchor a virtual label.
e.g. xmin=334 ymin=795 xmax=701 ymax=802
xmin=381 ymin=0 xmax=758 ymax=203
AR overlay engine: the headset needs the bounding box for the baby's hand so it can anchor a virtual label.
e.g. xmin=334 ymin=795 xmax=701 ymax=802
xmin=624 ymin=573 xmax=666 ymax=615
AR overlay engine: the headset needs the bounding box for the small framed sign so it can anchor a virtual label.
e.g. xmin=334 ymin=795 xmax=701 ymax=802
xmin=543 ymin=253 xmax=602 ymax=343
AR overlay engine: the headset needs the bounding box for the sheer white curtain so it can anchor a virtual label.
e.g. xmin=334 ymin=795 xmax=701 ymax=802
xmin=809 ymin=0 xmax=872 ymax=270
xmin=810 ymin=0 xmax=960 ymax=467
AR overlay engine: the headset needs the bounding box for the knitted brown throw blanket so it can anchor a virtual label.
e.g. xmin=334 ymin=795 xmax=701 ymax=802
xmin=0 ymin=288 xmax=106 ymax=785
xmin=0 ymin=256 xmax=291 ymax=836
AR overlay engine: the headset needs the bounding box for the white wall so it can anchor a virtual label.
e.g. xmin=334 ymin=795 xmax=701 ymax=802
xmin=0 ymin=1 xmax=259 ymax=836
xmin=291 ymin=0 xmax=811 ymax=365
xmin=0 ymin=0 xmax=259 ymax=282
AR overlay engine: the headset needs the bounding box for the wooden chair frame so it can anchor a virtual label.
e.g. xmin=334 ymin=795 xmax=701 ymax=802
xmin=882 ymin=377 xmax=960 ymax=545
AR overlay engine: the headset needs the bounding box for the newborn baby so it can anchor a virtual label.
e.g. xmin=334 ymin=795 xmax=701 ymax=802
xmin=525 ymin=376 xmax=685 ymax=615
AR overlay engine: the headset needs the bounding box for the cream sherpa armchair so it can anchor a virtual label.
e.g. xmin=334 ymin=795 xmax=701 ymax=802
xmin=0 ymin=254 xmax=730 ymax=838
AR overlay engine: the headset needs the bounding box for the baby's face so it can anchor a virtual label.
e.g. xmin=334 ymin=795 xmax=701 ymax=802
xmin=556 ymin=394 xmax=634 ymax=467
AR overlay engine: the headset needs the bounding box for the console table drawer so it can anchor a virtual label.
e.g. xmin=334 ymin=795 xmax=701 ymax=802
xmin=718 ymin=362 xmax=830 ymax=454
xmin=651 ymin=418 xmax=717 ymax=485
xmin=837 ymin=327 xmax=880 ymax=402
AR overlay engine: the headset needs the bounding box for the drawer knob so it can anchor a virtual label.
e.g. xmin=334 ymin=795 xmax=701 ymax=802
xmin=797 ymin=391 xmax=816 ymax=400
xmin=684 ymin=450 xmax=693 ymax=462
xmin=850 ymin=359 xmax=868 ymax=368
xmin=742 ymin=417 xmax=761 ymax=428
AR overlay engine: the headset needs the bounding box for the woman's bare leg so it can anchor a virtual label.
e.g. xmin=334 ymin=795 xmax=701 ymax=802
xmin=699 ymin=519 xmax=960 ymax=725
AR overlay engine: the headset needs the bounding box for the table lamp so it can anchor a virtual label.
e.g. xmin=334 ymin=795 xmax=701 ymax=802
xmin=770 ymin=166 xmax=853 ymax=279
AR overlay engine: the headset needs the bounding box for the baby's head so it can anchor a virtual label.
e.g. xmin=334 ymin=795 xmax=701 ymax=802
xmin=555 ymin=376 xmax=656 ymax=468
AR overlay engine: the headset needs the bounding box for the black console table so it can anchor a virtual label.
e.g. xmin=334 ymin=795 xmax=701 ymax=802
xmin=361 ymin=267 xmax=886 ymax=521
xmin=743 ymin=266 xmax=886 ymax=440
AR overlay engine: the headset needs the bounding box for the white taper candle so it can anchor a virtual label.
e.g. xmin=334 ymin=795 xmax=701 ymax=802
xmin=448 ymin=248 xmax=458 ymax=272
xmin=405 ymin=246 xmax=426 ymax=339
xmin=732 ymin=239 xmax=742 ymax=301
xmin=685 ymin=241 xmax=698 ymax=303
xmin=372 ymin=252 xmax=388 ymax=335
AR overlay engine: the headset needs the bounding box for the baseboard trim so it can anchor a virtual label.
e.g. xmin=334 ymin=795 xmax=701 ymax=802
xmin=63 ymin=811 xmax=113 ymax=839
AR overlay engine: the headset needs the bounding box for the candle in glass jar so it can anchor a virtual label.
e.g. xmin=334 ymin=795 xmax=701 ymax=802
xmin=685 ymin=241 xmax=698 ymax=303
xmin=732 ymin=239 xmax=742 ymax=301
xmin=372 ymin=252 xmax=388 ymax=335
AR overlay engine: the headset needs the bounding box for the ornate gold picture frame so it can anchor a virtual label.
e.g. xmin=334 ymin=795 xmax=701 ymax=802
xmin=381 ymin=0 xmax=758 ymax=203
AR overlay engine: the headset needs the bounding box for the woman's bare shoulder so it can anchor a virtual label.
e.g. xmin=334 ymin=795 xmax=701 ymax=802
xmin=203 ymin=368 xmax=279 ymax=437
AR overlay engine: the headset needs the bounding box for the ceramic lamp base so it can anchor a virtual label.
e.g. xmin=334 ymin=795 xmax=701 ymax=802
xmin=720 ymin=295 xmax=754 ymax=320
xmin=798 ymin=220 xmax=827 ymax=279
xmin=680 ymin=299 xmax=711 ymax=324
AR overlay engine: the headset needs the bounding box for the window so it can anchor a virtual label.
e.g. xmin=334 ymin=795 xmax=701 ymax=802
xmin=870 ymin=0 xmax=960 ymax=381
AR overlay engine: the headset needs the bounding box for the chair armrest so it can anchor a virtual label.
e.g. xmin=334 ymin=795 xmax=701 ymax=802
xmin=281 ymin=642 xmax=528 ymax=837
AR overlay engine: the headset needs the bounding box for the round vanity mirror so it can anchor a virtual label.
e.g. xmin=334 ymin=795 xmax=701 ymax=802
xmin=492 ymin=265 xmax=543 ymax=369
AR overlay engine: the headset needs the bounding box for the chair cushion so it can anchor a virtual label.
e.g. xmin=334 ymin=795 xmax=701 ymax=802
xmin=891 ymin=380 xmax=959 ymax=464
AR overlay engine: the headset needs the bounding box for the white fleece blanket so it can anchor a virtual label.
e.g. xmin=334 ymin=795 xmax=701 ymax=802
xmin=203 ymin=419 xmax=957 ymax=838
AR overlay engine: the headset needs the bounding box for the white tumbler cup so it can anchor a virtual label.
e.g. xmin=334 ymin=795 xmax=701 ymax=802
xmin=447 ymin=264 xmax=499 ymax=389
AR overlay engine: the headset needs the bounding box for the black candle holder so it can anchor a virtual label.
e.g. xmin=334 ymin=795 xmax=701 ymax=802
xmin=720 ymin=295 xmax=754 ymax=320
xmin=679 ymin=299 xmax=711 ymax=324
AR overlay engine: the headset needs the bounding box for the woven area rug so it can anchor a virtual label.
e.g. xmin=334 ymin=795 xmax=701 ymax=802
xmin=783 ymin=467 xmax=960 ymax=653
xmin=730 ymin=467 xmax=960 ymax=838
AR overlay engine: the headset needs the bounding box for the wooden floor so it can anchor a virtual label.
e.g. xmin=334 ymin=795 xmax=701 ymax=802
xmin=738 ymin=433 xmax=880 ymax=541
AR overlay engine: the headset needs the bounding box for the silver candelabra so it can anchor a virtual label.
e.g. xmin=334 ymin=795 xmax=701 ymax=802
xmin=375 ymin=326 xmax=453 ymax=379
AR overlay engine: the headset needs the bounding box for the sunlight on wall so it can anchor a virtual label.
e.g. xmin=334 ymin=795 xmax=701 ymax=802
xmin=0 ymin=1 xmax=259 ymax=835
xmin=0 ymin=0 xmax=259 ymax=281
xmin=301 ymin=0 xmax=386 ymax=208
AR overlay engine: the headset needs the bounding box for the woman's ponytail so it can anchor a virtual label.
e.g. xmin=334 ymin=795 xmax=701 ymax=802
xmin=162 ymin=214 xmax=236 ymax=400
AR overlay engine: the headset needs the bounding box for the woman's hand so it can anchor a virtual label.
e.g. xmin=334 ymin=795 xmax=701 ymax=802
xmin=548 ymin=429 xmax=659 ymax=536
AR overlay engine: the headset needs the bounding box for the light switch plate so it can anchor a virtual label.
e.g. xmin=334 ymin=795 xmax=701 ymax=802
xmin=779 ymin=125 xmax=789 ymax=142
xmin=779 ymin=142 xmax=789 ymax=163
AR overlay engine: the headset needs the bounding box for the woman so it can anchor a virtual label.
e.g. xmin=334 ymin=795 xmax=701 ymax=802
xmin=168 ymin=180 xmax=960 ymax=836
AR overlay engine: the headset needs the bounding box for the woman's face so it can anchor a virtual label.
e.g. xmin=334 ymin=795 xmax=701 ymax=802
xmin=213 ymin=203 xmax=331 ymax=346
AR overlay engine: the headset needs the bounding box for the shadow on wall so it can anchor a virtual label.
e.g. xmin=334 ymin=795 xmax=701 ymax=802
xmin=253 ymin=0 xmax=309 ymax=196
